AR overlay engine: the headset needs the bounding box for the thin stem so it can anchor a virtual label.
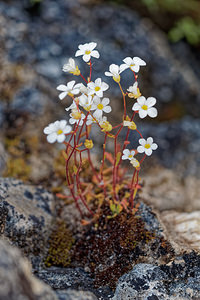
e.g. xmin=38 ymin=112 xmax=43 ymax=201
xmin=86 ymin=125 xmax=101 ymax=183
xmin=79 ymin=72 xmax=88 ymax=84
xmin=112 ymin=125 xmax=123 ymax=201
xmin=76 ymin=151 xmax=94 ymax=215
xmin=89 ymin=59 xmax=92 ymax=82
xmin=118 ymin=82 xmax=126 ymax=119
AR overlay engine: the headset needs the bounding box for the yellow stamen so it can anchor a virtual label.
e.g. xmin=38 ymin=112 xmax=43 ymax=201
xmin=57 ymin=129 xmax=63 ymax=135
xmin=71 ymin=66 xmax=80 ymax=76
xmin=113 ymin=75 xmax=120 ymax=83
xmin=72 ymin=111 xmax=82 ymax=120
xmin=85 ymin=50 xmax=91 ymax=55
xmin=101 ymin=121 xmax=112 ymax=132
xmin=84 ymin=139 xmax=93 ymax=149
xmin=95 ymin=86 xmax=101 ymax=92
xmin=145 ymin=144 xmax=150 ymax=149
xmin=128 ymin=154 xmax=133 ymax=158
xmin=142 ymin=105 xmax=148 ymax=110
xmin=97 ymin=103 xmax=104 ymax=110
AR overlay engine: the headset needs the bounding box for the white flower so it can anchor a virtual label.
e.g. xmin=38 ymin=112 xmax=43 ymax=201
xmin=86 ymin=114 xmax=96 ymax=125
xmin=69 ymin=109 xmax=85 ymax=126
xmin=88 ymin=78 xmax=109 ymax=98
xmin=132 ymin=96 xmax=158 ymax=119
xmin=127 ymin=82 xmax=138 ymax=94
xmin=75 ymin=83 xmax=89 ymax=95
xmin=105 ymin=64 xmax=123 ymax=83
xmin=91 ymin=97 xmax=112 ymax=119
xmin=137 ymin=137 xmax=158 ymax=156
xmin=62 ymin=58 xmax=80 ymax=75
xmin=43 ymin=120 xmax=72 ymax=143
xmin=65 ymin=101 xmax=77 ymax=112
xmin=130 ymin=158 xmax=140 ymax=169
xmin=75 ymin=42 xmax=100 ymax=62
xmin=57 ymin=81 xmax=80 ymax=100
xmin=120 ymin=57 xmax=146 ymax=73
xmin=79 ymin=94 xmax=93 ymax=110
xmin=122 ymin=149 xmax=135 ymax=160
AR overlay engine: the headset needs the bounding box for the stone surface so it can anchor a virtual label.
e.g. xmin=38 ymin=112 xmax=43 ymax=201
xmin=141 ymin=168 xmax=200 ymax=212
xmin=113 ymin=255 xmax=200 ymax=300
xmin=0 ymin=239 xmax=58 ymax=300
xmin=161 ymin=211 xmax=200 ymax=252
xmin=56 ymin=289 xmax=98 ymax=300
xmin=0 ymin=177 xmax=55 ymax=269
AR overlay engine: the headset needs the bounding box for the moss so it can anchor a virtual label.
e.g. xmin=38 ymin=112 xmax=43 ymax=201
xmin=45 ymin=219 xmax=74 ymax=267
xmin=3 ymin=157 xmax=31 ymax=181
xmin=72 ymin=204 xmax=160 ymax=289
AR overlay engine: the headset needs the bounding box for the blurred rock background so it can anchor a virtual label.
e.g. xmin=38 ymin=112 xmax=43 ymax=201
xmin=0 ymin=0 xmax=200 ymax=211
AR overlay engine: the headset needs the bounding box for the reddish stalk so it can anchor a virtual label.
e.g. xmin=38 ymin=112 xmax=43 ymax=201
xmin=86 ymin=125 xmax=101 ymax=183
xmin=79 ymin=72 xmax=88 ymax=84
xmin=76 ymin=151 xmax=94 ymax=215
xmin=112 ymin=125 xmax=123 ymax=201
xmin=89 ymin=59 xmax=92 ymax=82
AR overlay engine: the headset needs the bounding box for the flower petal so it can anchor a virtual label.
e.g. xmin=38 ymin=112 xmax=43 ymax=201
xmin=102 ymin=98 xmax=109 ymax=106
xmin=83 ymin=54 xmax=90 ymax=62
xmin=139 ymin=110 xmax=148 ymax=119
xmin=101 ymin=82 xmax=109 ymax=91
xmin=137 ymin=96 xmax=146 ymax=106
xmin=59 ymin=91 xmax=68 ymax=100
xmin=147 ymin=137 xmax=153 ymax=145
xmin=63 ymin=126 xmax=72 ymax=134
xmin=110 ymin=64 xmax=119 ymax=74
xmin=47 ymin=133 xmax=57 ymax=143
xmin=123 ymin=149 xmax=130 ymax=156
xmin=57 ymin=84 xmax=68 ymax=91
xmin=91 ymin=50 xmax=100 ymax=58
xmin=132 ymin=103 xmax=140 ymax=111
xmin=105 ymin=72 xmax=113 ymax=77
xmin=146 ymin=97 xmax=156 ymax=107
xmin=103 ymin=106 xmax=112 ymax=113
xmin=130 ymin=65 xmax=140 ymax=73
xmin=137 ymin=145 xmax=145 ymax=153
xmin=145 ymin=148 xmax=152 ymax=156
xmin=123 ymin=57 xmax=133 ymax=65
xmin=148 ymin=107 xmax=158 ymax=118
xmin=139 ymin=138 xmax=146 ymax=146
xmin=120 ymin=64 xmax=129 ymax=72
xmin=89 ymin=42 xmax=97 ymax=50
xmin=59 ymin=120 xmax=67 ymax=129
xmin=133 ymin=57 xmax=146 ymax=66
xmin=151 ymin=143 xmax=158 ymax=150
xmin=68 ymin=80 xmax=75 ymax=89
xmin=57 ymin=134 xmax=65 ymax=143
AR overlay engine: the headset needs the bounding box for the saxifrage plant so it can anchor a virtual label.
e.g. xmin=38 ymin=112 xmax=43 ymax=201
xmin=44 ymin=42 xmax=158 ymax=221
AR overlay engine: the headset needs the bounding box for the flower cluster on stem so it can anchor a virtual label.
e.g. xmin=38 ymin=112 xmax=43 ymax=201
xmin=44 ymin=42 xmax=158 ymax=219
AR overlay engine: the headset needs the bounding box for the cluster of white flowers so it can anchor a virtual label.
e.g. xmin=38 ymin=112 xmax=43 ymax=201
xmin=44 ymin=41 xmax=158 ymax=166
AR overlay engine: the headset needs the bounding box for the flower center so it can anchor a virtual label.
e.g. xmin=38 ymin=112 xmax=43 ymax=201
xmin=142 ymin=105 xmax=148 ymax=110
xmin=130 ymin=64 xmax=135 ymax=67
xmin=97 ymin=103 xmax=104 ymax=110
xmin=95 ymin=86 xmax=101 ymax=92
xmin=128 ymin=154 xmax=133 ymax=158
xmin=145 ymin=144 xmax=150 ymax=149
xmin=85 ymin=50 xmax=91 ymax=55
xmin=72 ymin=111 xmax=82 ymax=120
xmin=57 ymin=129 xmax=63 ymax=135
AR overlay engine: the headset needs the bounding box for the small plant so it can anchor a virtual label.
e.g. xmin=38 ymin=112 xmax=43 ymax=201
xmin=44 ymin=42 xmax=158 ymax=220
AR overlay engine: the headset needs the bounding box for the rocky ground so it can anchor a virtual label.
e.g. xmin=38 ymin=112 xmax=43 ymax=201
xmin=0 ymin=0 xmax=200 ymax=299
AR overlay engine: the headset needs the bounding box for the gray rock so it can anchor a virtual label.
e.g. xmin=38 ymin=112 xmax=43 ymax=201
xmin=0 ymin=238 xmax=58 ymax=300
xmin=113 ymin=253 xmax=200 ymax=300
xmin=36 ymin=267 xmax=94 ymax=290
xmin=56 ymin=289 xmax=98 ymax=300
xmin=0 ymin=177 xmax=54 ymax=269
